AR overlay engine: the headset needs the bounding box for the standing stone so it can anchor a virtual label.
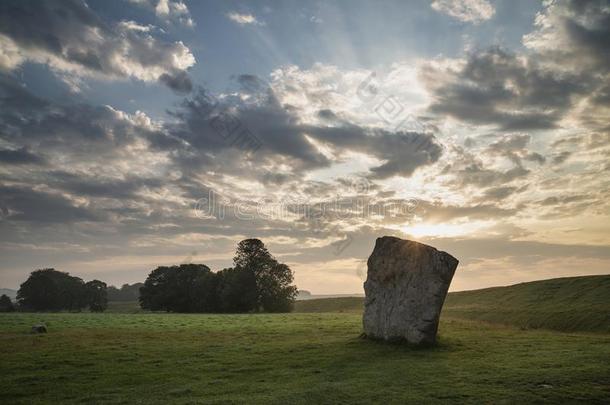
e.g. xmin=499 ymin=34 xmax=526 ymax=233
xmin=363 ymin=236 xmax=458 ymax=345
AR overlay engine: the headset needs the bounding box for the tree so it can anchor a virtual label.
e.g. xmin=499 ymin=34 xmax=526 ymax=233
xmin=192 ymin=270 xmax=221 ymax=312
xmin=17 ymin=269 xmax=87 ymax=311
xmin=0 ymin=294 xmax=15 ymax=312
xmin=107 ymin=283 xmax=143 ymax=301
xmin=139 ymin=264 xmax=216 ymax=312
xmin=85 ymin=280 xmax=108 ymax=312
xmin=216 ymin=267 xmax=257 ymax=313
xmin=233 ymin=239 xmax=297 ymax=312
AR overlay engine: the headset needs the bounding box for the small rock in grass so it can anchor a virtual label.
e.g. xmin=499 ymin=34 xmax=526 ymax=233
xmin=31 ymin=323 xmax=47 ymax=334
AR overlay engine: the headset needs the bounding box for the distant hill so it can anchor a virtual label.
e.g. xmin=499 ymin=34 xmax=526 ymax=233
xmin=293 ymin=275 xmax=610 ymax=333
xmin=294 ymin=297 xmax=364 ymax=312
xmin=296 ymin=291 xmax=364 ymax=301
xmin=0 ymin=288 xmax=17 ymax=301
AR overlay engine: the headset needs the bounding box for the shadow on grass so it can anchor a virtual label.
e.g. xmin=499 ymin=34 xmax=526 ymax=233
xmin=352 ymin=332 xmax=455 ymax=352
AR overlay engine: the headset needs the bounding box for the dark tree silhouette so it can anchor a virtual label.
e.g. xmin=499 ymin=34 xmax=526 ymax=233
xmin=192 ymin=270 xmax=221 ymax=312
xmin=137 ymin=240 xmax=297 ymax=313
xmin=216 ymin=267 xmax=257 ymax=312
xmin=0 ymin=294 xmax=15 ymax=312
xmin=85 ymin=280 xmax=108 ymax=312
xmin=139 ymin=264 xmax=215 ymax=312
xmin=234 ymin=239 xmax=297 ymax=312
xmin=17 ymin=269 xmax=87 ymax=311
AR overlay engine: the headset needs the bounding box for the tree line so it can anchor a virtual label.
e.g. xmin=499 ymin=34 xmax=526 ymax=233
xmin=3 ymin=239 xmax=297 ymax=313
xmin=139 ymin=239 xmax=297 ymax=312
xmin=12 ymin=269 xmax=108 ymax=312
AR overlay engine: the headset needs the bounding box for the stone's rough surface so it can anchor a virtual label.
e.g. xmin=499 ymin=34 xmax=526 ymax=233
xmin=363 ymin=236 xmax=459 ymax=345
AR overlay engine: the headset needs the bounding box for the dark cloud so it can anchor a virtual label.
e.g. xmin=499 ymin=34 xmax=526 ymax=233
xmin=552 ymin=151 xmax=572 ymax=164
xmin=235 ymin=74 xmax=269 ymax=93
xmin=487 ymin=134 xmax=546 ymax=166
xmin=441 ymin=145 xmax=531 ymax=189
xmin=0 ymin=185 xmax=101 ymax=223
xmin=0 ymin=77 xmax=159 ymax=160
xmin=537 ymin=194 xmax=591 ymax=207
xmin=422 ymin=47 xmax=587 ymax=130
xmin=47 ymin=171 xmax=163 ymax=199
xmin=158 ymin=70 xmax=193 ymax=94
xmin=480 ymin=186 xmax=521 ymax=201
xmin=524 ymin=0 xmax=610 ymax=72
xmin=0 ymin=147 xmax=45 ymax=165
xmin=162 ymin=87 xmax=443 ymax=180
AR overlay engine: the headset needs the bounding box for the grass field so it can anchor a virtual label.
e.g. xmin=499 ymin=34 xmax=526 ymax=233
xmin=2 ymin=275 xmax=609 ymax=403
xmin=1 ymin=312 xmax=609 ymax=404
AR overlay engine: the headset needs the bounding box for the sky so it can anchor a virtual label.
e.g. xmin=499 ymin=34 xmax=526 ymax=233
xmin=0 ymin=0 xmax=609 ymax=293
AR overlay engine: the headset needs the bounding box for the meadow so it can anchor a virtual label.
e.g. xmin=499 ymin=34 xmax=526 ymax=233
xmin=1 ymin=311 xmax=609 ymax=404
xmin=2 ymin=275 xmax=610 ymax=403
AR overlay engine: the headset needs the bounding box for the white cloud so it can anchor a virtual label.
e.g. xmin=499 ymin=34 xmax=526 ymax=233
xmin=118 ymin=21 xmax=154 ymax=33
xmin=0 ymin=1 xmax=195 ymax=92
xmin=226 ymin=12 xmax=264 ymax=26
xmin=431 ymin=0 xmax=495 ymax=24
xmin=128 ymin=0 xmax=195 ymax=27
xmin=0 ymin=34 xmax=25 ymax=71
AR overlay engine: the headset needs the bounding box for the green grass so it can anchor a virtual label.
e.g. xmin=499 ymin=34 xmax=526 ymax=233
xmin=293 ymin=297 xmax=364 ymax=313
xmin=106 ymin=301 xmax=146 ymax=313
xmin=2 ymin=275 xmax=609 ymax=403
xmin=1 ymin=312 xmax=609 ymax=404
xmin=295 ymin=275 xmax=610 ymax=333
xmin=443 ymin=275 xmax=610 ymax=333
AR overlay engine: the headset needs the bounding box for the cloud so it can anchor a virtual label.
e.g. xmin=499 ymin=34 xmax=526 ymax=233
xmin=226 ymin=12 xmax=264 ymax=26
xmin=431 ymin=0 xmax=495 ymax=24
xmin=439 ymin=144 xmax=531 ymax=190
xmin=487 ymin=134 xmax=546 ymax=166
xmin=127 ymin=0 xmax=195 ymax=27
xmin=0 ymin=0 xmax=195 ymax=92
xmin=421 ymin=47 xmax=587 ymax=130
xmin=158 ymin=70 xmax=193 ymax=94
xmin=417 ymin=200 xmax=517 ymax=222
xmin=523 ymin=0 xmax=610 ymax=73
xmin=479 ymin=186 xmax=524 ymax=202
xmin=0 ymin=77 xmax=171 ymax=188
xmin=0 ymin=147 xmax=45 ymax=165
xmin=160 ymin=83 xmax=442 ymax=181
xmin=0 ymin=185 xmax=101 ymax=223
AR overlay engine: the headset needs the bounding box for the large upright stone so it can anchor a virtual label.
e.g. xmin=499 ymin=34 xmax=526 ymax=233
xmin=363 ymin=236 xmax=458 ymax=345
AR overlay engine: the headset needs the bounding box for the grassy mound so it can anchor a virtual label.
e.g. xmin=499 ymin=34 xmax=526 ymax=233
xmin=293 ymin=275 xmax=610 ymax=333
xmin=443 ymin=275 xmax=610 ymax=333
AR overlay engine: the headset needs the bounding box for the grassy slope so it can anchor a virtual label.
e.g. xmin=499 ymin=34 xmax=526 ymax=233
xmin=293 ymin=297 xmax=364 ymax=314
xmin=293 ymin=275 xmax=610 ymax=333
xmin=1 ymin=312 xmax=609 ymax=404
